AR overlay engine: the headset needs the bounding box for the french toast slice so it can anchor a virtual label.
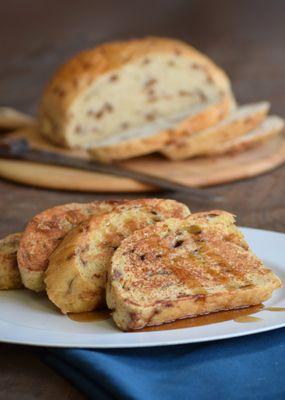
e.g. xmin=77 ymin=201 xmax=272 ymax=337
xmin=107 ymin=211 xmax=281 ymax=330
xmin=17 ymin=200 xmax=128 ymax=292
xmin=45 ymin=199 xmax=190 ymax=313
xmin=0 ymin=233 xmax=23 ymax=290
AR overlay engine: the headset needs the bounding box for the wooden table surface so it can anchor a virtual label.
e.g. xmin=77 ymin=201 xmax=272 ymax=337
xmin=0 ymin=0 xmax=284 ymax=398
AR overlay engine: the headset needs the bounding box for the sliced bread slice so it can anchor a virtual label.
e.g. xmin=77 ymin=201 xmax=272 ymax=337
xmin=39 ymin=37 xmax=235 ymax=158
xmin=161 ymin=102 xmax=270 ymax=160
xmin=17 ymin=200 xmax=128 ymax=292
xmin=89 ymin=97 xmax=230 ymax=162
xmin=207 ymin=115 xmax=284 ymax=155
xmin=0 ymin=107 xmax=34 ymax=130
xmin=107 ymin=210 xmax=281 ymax=330
xmin=45 ymin=199 xmax=190 ymax=314
xmin=0 ymin=233 xmax=23 ymax=290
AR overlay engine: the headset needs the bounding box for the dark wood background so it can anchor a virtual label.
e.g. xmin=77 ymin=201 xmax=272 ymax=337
xmin=0 ymin=1 xmax=284 ymax=399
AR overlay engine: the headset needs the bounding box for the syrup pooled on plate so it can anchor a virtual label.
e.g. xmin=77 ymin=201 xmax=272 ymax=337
xmin=234 ymin=315 xmax=262 ymax=323
xmin=68 ymin=310 xmax=111 ymax=322
xmin=137 ymin=304 xmax=264 ymax=332
xmin=67 ymin=304 xmax=285 ymax=330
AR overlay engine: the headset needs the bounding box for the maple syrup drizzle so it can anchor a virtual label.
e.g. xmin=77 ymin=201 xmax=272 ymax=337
xmin=68 ymin=310 xmax=111 ymax=322
xmin=233 ymin=306 xmax=285 ymax=323
xmin=233 ymin=315 xmax=262 ymax=323
xmin=137 ymin=304 xmax=264 ymax=332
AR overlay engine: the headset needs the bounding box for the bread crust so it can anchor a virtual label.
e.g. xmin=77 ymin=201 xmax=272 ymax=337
xmin=45 ymin=199 xmax=190 ymax=313
xmin=0 ymin=233 xmax=23 ymax=290
xmin=39 ymin=36 xmax=234 ymax=152
xmin=17 ymin=200 xmax=127 ymax=292
xmin=107 ymin=210 xmax=281 ymax=330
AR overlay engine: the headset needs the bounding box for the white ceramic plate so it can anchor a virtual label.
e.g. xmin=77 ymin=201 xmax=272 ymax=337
xmin=1 ymin=227 xmax=285 ymax=348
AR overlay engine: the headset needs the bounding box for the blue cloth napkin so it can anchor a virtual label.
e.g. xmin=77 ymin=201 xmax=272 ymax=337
xmin=41 ymin=328 xmax=285 ymax=400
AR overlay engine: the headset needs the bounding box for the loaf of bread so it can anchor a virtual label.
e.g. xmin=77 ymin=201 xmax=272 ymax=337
xmin=207 ymin=115 xmax=284 ymax=155
xmin=39 ymin=37 xmax=235 ymax=159
xmin=161 ymin=102 xmax=270 ymax=160
xmin=17 ymin=200 xmax=128 ymax=292
xmin=45 ymin=199 xmax=190 ymax=313
xmin=0 ymin=233 xmax=23 ymax=290
xmin=107 ymin=210 xmax=281 ymax=330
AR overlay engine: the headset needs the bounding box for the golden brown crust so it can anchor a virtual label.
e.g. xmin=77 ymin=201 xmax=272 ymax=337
xmin=17 ymin=200 xmax=128 ymax=292
xmin=0 ymin=233 xmax=23 ymax=290
xmin=107 ymin=210 xmax=281 ymax=330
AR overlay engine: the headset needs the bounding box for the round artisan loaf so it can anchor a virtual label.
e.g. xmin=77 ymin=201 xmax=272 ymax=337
xmin=45 ymin=199 xmax=190 ymax=314
xmin=39 ymin=37 xmax=235 ymax=158
xmin=0 ymin=232 xmax=23 ymax=290
xmin=17 ymin=200 xmax=127 ymax=292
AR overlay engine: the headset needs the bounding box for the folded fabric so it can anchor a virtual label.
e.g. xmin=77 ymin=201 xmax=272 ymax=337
xmin=41 ymin=328 xmax=285 ymax=400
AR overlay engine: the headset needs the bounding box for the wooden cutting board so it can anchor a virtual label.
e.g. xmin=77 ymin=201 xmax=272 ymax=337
xmin=0 ymin=125 xmax=285 ymax=192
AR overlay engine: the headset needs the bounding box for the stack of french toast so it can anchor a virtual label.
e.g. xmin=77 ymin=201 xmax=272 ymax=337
xmin=38 ymin=37 xmax=284 ymax=162
xmin=0 ymin=199 xmax=281 ymax=330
